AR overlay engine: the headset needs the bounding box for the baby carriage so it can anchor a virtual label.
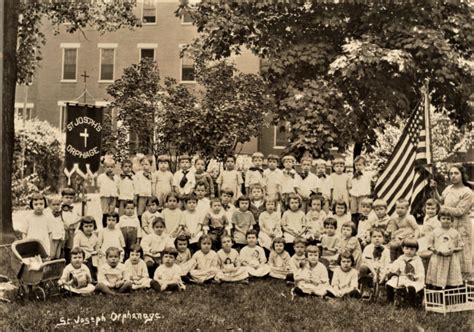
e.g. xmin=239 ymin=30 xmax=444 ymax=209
xmin=11 ymin=239 xmax=66 ymax=301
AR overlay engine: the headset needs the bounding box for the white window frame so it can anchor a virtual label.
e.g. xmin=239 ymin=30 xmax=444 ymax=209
xmin=58 ymin=101 xmax=72 ymax=132
xmin=14 ymin=102 xmax=34 ymax=121
xmin=179 ymin=44 xmax=196 ymax=84
xmin=273 ymin=124 xmax=289 ymax=149
xmin=137 ymin=43 xmax=158 ymax=61
xmin=60 ymin=43 xmax=80 ymax=82
xmin=181 ymin=5 xmax=196 ymax=25
xmin=98 ymin=43 xmax=117 ymax=83
xmin=142 ymin=0 xmax=157 ymax=25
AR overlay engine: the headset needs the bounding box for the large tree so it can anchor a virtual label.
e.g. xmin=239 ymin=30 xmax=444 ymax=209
xmin=1 ymin=2 xmax=140 ymax=244
xmin=179 ymin=1 xmax=473 ymax=158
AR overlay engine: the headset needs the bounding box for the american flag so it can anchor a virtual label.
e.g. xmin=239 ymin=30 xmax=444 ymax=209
xmin=374 ymin=104 xmax=431 ymax=216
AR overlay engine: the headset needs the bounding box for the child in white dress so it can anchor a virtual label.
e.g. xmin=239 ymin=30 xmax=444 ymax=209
xmin=338 ymin=222 xmax=362 ymax=269
xmin=215 ymin=235 xmax=249 ymax=282
xmin=151 ymin=247 xmax=185 ymax=291
xmin=141 ymin=217 xmax=174 ymax=276
xmin=47 ymin=195 xmax=65 ymax=259
xmin=281 ymin=194 xmax=306 ymax=253
xmin=386 ymin=239 xmax=425 ymax=306
xmin=161 ymin=193 xmax=184 ymax=240
xmin=231 ymin=196 xmax=256 ymax=251
xmin=268 ymin=237 xmax=291 ymax=279
xmin=327 ymin=251 xmax=360 ymax=298
xmin=124 ymin=244 xmax=151 ymax=289
xmin=292 ymin=245 xmax=330 ymax=297
xmin=287 ymin=238 xmax=307 ymax=283
xmin=426 ymin=208 xmax=463 ymax=289
xmin=73 ymin=216 xmax=99 ymax=281
xmin=240 ymin=230 xmax=271 ymax=277
xmin=418 ymin=199 xmax=441 ymax=256
xmin=330 ymin=199 xmax=351 ymax=233
xmin=97 ymin=212 xmax=125 ymax=266
xmin=58 ymin=248 xmax=95 ymax=295
xmin=151 ymin=155 xmax=173 ymax=210
xmin=189 ymin=235 xmax=220 ymax=283
xmin=258 ymin=199 xmax=283 ymax=252
xmin=181 ymin=194 xmax=203 ymax=252
xmin=329 ymin=158 xmax=351 ymax=207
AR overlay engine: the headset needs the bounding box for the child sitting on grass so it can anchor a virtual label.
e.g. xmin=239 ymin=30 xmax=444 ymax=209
xmin=141 ymin=217 xmax=174 ymax=277
xmin=388 ymin=199 xmax=419 ymax=261
xmin=151 ymin=247 xmax=185 ymax=291
xmin=386 ymin=239 xmax=425 ymax=307
xmin=58 ymin=247 xmax=95 ymax=295
xmin=359 ymin=228 xmax=391 ymax=299
xmin=124 ymin=244 xmax=151 ymax=290
xmin=174 ymin=234 xmax=196 ymax=277
xmin=286 ymin=237 xmax=307 ymax=284
xmin=96 ymin=247 xmax=133 ymax=295
xmin=189 ymin=234 xmax=220 ymax=283
xmin=327 ymin=251 xmax=360 ymax=299
xmin=240 ymin=229 xmax=271 ymax=278
xmin=292 ymin=245 xmax=329 ymax=297
xmin=268 ymin=237 xmax=291 ymax=279
xmin=215 ymin=235 xmax=249 ymax=283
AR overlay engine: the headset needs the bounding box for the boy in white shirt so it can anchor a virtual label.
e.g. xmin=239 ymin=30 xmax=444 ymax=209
xmin=117 ymin=159 xmax=135 ymax=216
xmin=97 ymin=159 xmax=119 ymax=227
xmin=173 ymin=154 xmax=196 ymax=200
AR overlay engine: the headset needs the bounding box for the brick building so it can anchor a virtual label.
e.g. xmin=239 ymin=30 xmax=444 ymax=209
xmin=14 ymin=0 xmax=288 ymax=158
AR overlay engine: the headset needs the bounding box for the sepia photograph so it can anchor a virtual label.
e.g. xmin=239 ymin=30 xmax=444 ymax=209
xmin=0 ymin=0 xmax=473 ymax=330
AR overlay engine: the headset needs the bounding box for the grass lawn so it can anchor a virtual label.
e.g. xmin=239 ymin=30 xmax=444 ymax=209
xmin=2 ymin=278 xmax=472 ymax=331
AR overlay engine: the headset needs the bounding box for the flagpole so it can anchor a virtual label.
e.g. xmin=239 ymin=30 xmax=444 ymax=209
xmin=424 ymin=79 xmax=433 ymax=174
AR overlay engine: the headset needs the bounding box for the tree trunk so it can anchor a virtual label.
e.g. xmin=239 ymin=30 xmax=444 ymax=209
xmin=353 ymin=142 xmax=363 ymax=161
xmin=1 ymin=0 xmax=19 ymax=244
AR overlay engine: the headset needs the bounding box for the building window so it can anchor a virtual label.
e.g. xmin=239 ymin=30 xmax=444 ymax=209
xmin=62 ymin=48 xmax=77 ymax=81
xmin=140 ymin=48 xmax=155 ymax=60
xmin=142 ymin=1 xmax=157 ymax=24
xmin=274 ymin=124 xmax=289 ymax=148
xmin=14 ymin=103 xmax=33 ymax=121
xmin=99 ymin=48 xmax=115 ymax=82
xmin=180 ymin=49 xmax=195 ymax=83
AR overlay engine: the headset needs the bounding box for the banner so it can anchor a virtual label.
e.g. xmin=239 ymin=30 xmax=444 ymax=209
xmin=64 ymin=103 xmax=104 ymax=183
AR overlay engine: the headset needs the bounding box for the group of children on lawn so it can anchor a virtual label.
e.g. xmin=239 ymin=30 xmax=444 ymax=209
xmin=20 ymin=152 xmax=467 ymax=307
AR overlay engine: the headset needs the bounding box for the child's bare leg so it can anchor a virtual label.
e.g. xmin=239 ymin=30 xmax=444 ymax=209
xmin=118 ymin=281 xmax=133 ymax=293
xmin=95 ymin=283 xmax=117 ymax=295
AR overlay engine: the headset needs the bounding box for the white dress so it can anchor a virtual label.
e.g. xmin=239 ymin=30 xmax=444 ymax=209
xmin=189 ymin=250 xmax=220 ymax=283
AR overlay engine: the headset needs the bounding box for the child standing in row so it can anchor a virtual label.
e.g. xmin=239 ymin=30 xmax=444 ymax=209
xmin=281 ymin=194 xmax=305 ymax=254
xmin=181 ymin=194 xmax=203 ymax=251
xmin=280 ymin=155 xmax=302 ymax=211
xmin=388 ymin=199 xmax=419 ymax=261
xmin=161 ymin=193 xmax=184 ymax=240
xmin=117 ymin=159 xmax=135 ymax=216
xmin=97 ymin=212 xmax=125 ymax=265
xmin=97 ymin=159 xmax=119 ymax=227
xmin=349 ymin=155 xmax=372 ymax=222
xmin=263 ymin=154 xmax=282 ymax=203
xmin=141 ymin=218 xmax=174 ymax=276
xmin=329 ymin=158 xmax=351 ymax=208
xmin=314 ymin=159 xmax=331 ymax=212
xmin=426 ymin=208 xmax=463 ymax=289
xmin=194 ymin=158 xmax=215 ymax=198
xmin=120 ymin=201 xmax=142 ymax=259
xmin=173 ymin=154 xmax=196 ymax=200
xmin=73 ymin=216 xmax=99 ymax=281
xmin=152 ymin=155 xmax=173 ymax=210
xmin=299 ymin=155 xmax=318 ymax=212
xmin=61 ymin=188 xmax=81 ymax=260
xmin=48 ymin=195 xmax=66 ymax=259
xmin=217 ymin=156 xmax=243 ymax=200
xmin=249 ymin=184 xmax=265 ymax=234
xmin=204 ymin=198 xmax=231 ymax=250
xmin=134 ymin=155 xmax=153 ymax=223
xmin=245 ymin=152 xmax=265 ymax=194
xmin=304 ymin=195 xmax=326 ymax=241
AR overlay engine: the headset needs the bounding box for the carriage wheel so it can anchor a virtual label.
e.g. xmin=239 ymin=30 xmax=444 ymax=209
xmin=32 ymin=286 xmax=46 ymax=301
xmin=44 ymin=280 xmax=60 ymax=296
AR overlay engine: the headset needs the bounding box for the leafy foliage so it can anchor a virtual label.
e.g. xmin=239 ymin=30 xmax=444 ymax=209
xmin=12 ymin=118 xmax=65 ymax=207
xmin=107 ymin=58 xmax=161 ymax=155
xmin=180 ymin=2 xmax=473 ymax=158
xmin=17 ymin=1 xmax=141 ymax=84
xmin=160 ymin=60 xmax=272 ymax=160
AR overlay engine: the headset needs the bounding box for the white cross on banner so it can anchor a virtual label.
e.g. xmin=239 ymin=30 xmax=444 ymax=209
xmin=80 ymin=128 xmax=89 ymax=147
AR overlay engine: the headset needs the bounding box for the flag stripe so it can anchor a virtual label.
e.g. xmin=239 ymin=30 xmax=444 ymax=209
xmin=374 ymin=103 xmax=431 ymax=216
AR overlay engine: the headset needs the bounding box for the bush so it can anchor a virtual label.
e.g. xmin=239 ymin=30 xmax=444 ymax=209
xmin=13 ymin=117 xmax=64 ymax=208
